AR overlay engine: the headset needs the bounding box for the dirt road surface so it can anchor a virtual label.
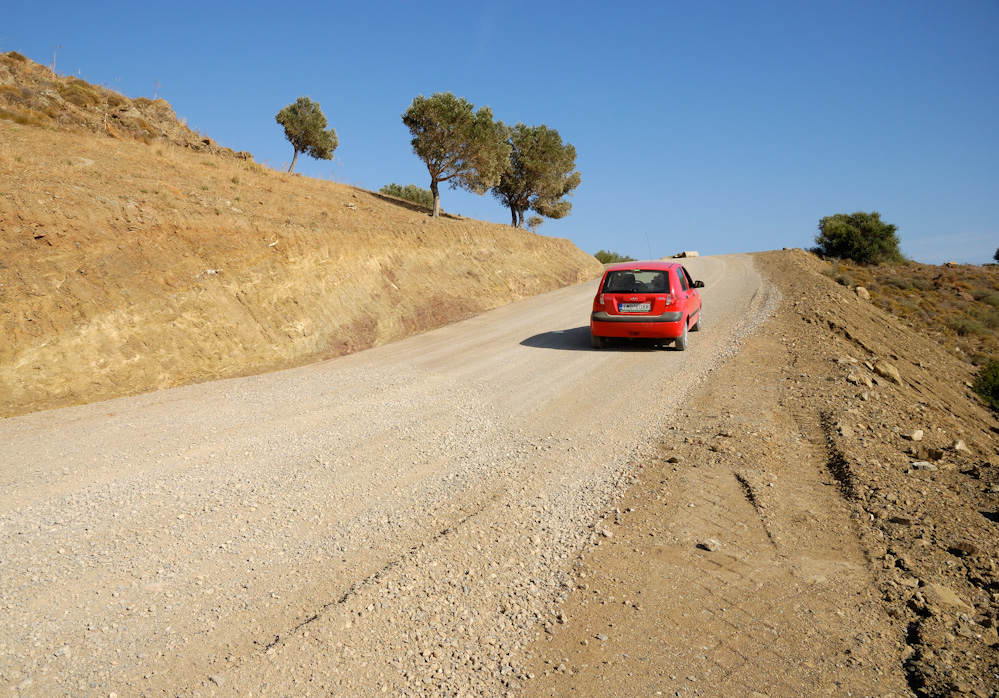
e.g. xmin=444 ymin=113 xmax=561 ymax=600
xmin=1 ymin=254 xmax=913 ymax=697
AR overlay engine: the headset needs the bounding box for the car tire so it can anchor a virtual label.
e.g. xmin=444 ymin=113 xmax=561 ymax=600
xmin=691 ymin=310 xmax=701 ymax=332
xmin=674 ymin=322 xmax=689 ymax=351
xmin=591 ymin=334 xmax=606 ymax=349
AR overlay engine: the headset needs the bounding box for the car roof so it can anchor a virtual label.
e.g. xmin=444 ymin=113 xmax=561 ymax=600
xmin=604 ymin=260 xmax=681 ymax=273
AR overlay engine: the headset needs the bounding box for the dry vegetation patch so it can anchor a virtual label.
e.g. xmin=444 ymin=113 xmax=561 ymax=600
xmin=0 ymin=51 xmax=247 ymax=156
xmin=823 ymin=259 xmax=999 ymax=365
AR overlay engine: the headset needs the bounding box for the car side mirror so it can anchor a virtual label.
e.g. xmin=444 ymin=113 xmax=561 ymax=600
xmin=693 ymin=280 xmax=705 ymax=288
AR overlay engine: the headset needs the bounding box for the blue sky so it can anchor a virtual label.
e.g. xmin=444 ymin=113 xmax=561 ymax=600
xmin=4 ymin=1 xmax=997 ymax=264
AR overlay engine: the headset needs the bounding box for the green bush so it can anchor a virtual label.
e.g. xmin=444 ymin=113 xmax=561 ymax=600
xmin=974 ymin=291 xmax=999 ymax=307
xmin=815 ymin=211 xmax=905 ymax=265
xmin=973 ymin=359 xmax=999 ymax=411
xmin=379 ymin=183 xmax=433 ymax=209
xmin=947 ymin=316 xmax=987 ymax=336
xmin=821 ymin=267 xmax=854 ymax=287
xmin=594 ymin=250 xmax=636 ymax=264
xmin=969 ymin=305 xmax=999 ymax=329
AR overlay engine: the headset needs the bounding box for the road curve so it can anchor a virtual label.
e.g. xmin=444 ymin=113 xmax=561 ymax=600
xmin=0 ymin=254 xmax=776 ymax=696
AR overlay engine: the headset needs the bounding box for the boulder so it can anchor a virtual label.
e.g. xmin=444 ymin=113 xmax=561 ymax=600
xmin=951 ymin=439 xmax=972 ymax=454
xmin=920 ymin=583 xmax=972 ymax=612
xmin=874 ymin=362 xmax=902 ymax=385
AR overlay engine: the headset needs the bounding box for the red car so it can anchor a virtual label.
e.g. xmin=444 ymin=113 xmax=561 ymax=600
xmin=590 ymin=261 xmax=704 ymax=350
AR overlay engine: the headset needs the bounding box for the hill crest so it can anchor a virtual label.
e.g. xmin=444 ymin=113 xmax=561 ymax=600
xmin=0 ymin=51 xmax=250 ymax=159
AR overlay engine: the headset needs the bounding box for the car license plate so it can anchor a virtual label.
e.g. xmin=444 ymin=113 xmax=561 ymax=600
xmin=620 ymin=302 xmax=651 ymax=313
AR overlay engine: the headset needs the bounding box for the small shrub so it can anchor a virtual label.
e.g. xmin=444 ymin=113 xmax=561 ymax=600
xmin=100 ymin=89 xmax=126 ymax=109
xmin=0 ymin=108 xmax=45 ymax=127
xmin=59 ymin=81 xmax=100 ymax=108
xmin=132 ymin=117 xmax=154 ymax=133
xmin=973 ymin=359 xmax=999 ymax=411
xmin=975 ymin=291 xmax=999 ymax=307
xmin=968 ymin=305 xmax=999 ymax=329
xmin=380 ymin=183 xmax=433 ymax=209
xmin=594 ymin=250 xmax=637 ymax=264
xmin=0 ymin=84 xmax=33 ymax=103
xmin=822 ymin=267 xmax=854 ymax=287
xmin=947 ymin=316 xmax=987 ymax=336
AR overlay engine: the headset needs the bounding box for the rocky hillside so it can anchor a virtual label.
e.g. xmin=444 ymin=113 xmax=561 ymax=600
xmin=0 ymin=54 xmax=603 ymax=417
xmin=750 ymin=251 xmax=999 ymax=697
xmin=0 ymin=51 xmax=246 ymax=157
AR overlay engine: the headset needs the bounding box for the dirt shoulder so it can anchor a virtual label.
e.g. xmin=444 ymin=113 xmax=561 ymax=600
xmin=517 ymin=250 xmax=999 ymax=698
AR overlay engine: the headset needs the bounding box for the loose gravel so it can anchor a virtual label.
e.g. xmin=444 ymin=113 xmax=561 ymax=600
xmin=0 ymin=254 xmax=775 ymax=696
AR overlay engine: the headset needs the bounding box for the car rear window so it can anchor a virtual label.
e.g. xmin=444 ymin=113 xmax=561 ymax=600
xmin=602 ymin=269 xmax=670 ymax=294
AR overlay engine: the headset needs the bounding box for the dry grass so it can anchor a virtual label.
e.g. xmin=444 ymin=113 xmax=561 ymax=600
xmin=0 ymin=51 xmax=247 ymax=156
xmin=822 ymin=259 xmax=999 ymax=364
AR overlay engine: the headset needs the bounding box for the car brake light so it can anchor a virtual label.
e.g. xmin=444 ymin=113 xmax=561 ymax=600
xmin=665 ymin=293 xmax=674 ymax=306
xmin=598 ymin=293 xmax=605 ymax=306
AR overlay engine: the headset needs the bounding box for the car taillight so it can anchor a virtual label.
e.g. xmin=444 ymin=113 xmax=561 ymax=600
xmin=598 ymin=293 xmax=605 ymax=306
xmin=665 ymin=293 xmax=674 ymax=306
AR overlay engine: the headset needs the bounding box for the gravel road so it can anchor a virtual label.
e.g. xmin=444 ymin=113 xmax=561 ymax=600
xmin=0 ymin=254 xmax=777 ymax=696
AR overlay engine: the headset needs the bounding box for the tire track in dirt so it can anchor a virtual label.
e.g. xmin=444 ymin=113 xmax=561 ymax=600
xmin=518 ymin=280 xmax=912 ymax=697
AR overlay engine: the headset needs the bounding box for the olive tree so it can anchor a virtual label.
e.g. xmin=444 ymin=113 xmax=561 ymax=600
xmin=402 ymin=92 xmax=510 ymax=218
xmin=275 ymin=96 xmax=338 ymax=173
xmin=815 ymin=211 xmax=904 ymax=265
xmin=492 ymin=123 xmax=580 ymax=228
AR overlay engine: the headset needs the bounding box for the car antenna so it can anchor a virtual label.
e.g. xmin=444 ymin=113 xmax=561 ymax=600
xmin=645 ymin=232 xmax=653 ymax=260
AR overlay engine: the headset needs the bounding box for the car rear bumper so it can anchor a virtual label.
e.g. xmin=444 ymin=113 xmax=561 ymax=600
xmin=591 ymin=311 xmax=685 ymax=339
